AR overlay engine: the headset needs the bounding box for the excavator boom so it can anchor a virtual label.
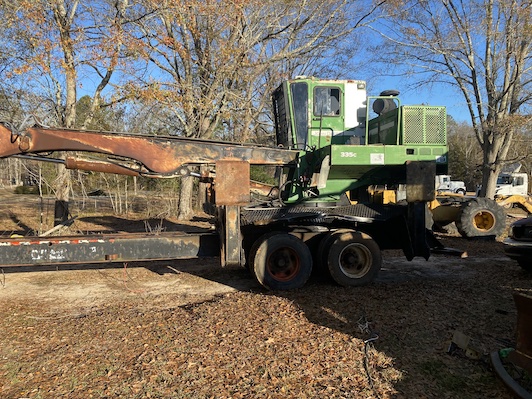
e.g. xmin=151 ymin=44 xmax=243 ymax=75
xmin=0 ymin=124 xmax=299 ymax=177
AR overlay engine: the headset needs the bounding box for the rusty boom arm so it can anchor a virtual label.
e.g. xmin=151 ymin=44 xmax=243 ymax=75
xmin=0 ymin=123 xmax=299 ymax=178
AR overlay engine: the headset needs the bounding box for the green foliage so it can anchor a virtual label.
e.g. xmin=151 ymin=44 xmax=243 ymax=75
xmin=250 ymin=165 xmax=276 ymax=185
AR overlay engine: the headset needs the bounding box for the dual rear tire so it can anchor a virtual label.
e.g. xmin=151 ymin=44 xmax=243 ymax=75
xmin=318 ymin=230 xmax=382 ymax=287
xmin=249 ymin=229 xmax=381 ymax=290
xmin=249 ymin=232 xmax=313 ymax=291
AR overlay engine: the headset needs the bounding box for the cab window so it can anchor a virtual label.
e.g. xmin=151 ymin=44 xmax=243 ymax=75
xmin=314 ymin=87 xmax=340 ymax=116
xmin=290 ymin=82 xmax=309 ymax=148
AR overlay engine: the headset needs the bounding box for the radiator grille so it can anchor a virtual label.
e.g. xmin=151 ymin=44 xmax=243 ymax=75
xmin=403 ymin=106 xmax=446 ymax=145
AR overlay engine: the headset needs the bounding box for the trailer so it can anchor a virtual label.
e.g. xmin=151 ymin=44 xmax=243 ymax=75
xmin=0 ymin=77 xmax=449 ymax=290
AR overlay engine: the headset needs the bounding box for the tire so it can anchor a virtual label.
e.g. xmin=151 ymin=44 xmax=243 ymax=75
xmin=316 ymin=229 xmax=352 ymax=270
xmin=517 ymin=259 xmax=532 ymax=273
xmin=326 ymin=230 xmax=382 ymax=287
xmin=456 ymin=188 xmax=466 ymax=195
xmin=455 ymin=198 xmax=506 ymax=238
xmin=249 ymin=232 xmax=312 ymax=290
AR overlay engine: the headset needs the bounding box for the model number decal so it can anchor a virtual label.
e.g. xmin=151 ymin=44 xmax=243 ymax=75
xmin=340 ymin=152 xmax=357 ymax=158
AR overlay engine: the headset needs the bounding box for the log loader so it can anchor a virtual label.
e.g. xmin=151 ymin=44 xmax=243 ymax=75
xmin=0 ymin=76 xmax=449 ymax=290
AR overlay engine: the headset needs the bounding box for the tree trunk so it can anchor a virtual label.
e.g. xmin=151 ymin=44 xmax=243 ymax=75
xmin=479 ymin=164 xmax=500 ymax=199
xmin=177 ymin=175 xmax=194 ymax=220
xmin=54 ymin=162 xmax=71 ymax=226
xmin=196 ymin=165 xmax=208 ymax=213
xmin=479 ymin=124 xmax=509 ymax=199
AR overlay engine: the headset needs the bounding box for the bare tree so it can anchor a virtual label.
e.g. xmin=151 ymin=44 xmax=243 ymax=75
xmin=0 ymin=0 xmax=129 ymax=223
xmin=125 ymin=0 xmax=383 ymax=219
xmin=447 ymin=118 xmax=482 ymax=189
xmin=373 ymin=0 xmax=532 ymax=198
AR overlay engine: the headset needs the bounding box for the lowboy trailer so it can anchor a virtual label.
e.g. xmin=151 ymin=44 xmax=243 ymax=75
xmin=0 ymin=77 xmax=449 ymax=290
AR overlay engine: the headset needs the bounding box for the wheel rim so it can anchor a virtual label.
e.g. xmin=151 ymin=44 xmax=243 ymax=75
xmin=337 ymin=243 xmax=372 ymax=278
xmin=473 ymin=211 xmax=495 ymax=232
xmin=266 ymin=247 xmax=301 ymax=281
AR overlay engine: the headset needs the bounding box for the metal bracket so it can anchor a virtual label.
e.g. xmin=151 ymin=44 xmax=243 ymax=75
xmin=218 ymin=205 xmax=243 ymax=267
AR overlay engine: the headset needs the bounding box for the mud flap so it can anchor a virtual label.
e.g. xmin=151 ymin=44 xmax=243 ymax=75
xmin=407 ymin=202 xmax=431 ymax=260
xmin=403 ymin=161 xmax=437 ymax=260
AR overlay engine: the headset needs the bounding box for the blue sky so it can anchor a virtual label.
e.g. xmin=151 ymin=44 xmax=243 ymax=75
xmin=366 ymin=76 xmax=471 ymax=124
xmin=393 ymin=88 xmax=470 ymax=123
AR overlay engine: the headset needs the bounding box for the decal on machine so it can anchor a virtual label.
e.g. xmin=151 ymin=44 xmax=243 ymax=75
xmin=370 ymin=153 xmax=385 ymax=165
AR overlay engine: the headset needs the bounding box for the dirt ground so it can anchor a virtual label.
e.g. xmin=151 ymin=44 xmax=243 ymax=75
xmin=0 ymin=194 xmax=531 ymax=398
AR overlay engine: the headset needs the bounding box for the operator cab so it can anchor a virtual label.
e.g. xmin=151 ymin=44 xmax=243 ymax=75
xmin=272 ymin=77 xmax=368 ymax=150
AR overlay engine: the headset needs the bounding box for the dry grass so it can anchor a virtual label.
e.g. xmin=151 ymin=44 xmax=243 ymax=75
xmin=0 ymin=193 xmax=530 ymax=398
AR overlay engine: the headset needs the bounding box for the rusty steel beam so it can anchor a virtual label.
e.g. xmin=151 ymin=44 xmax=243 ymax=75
xmin=219 ymin=205 xmax=242 ymax=267
xmin=0 ymin=124 xmax=299 ymax=176
xmin=0 ymin=232 xmax=220 ymax=267
xmin=491 ymin=292 xmax=532 ymax=399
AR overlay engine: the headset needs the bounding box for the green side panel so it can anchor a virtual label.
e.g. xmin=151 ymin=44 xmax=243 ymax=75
xmin=313 ymin=144 xmax=448 ymax=198
xmin=367 ymin=105 xmax=446 ymax=146
xmin=330 ymin=144 xmax=447 ymax=167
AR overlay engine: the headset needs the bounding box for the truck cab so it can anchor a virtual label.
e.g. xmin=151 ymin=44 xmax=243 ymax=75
xmin=435 ymin=174 xmax=466 ymax=195
xmin=496 ymin=172 xmax=529 ymax=197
